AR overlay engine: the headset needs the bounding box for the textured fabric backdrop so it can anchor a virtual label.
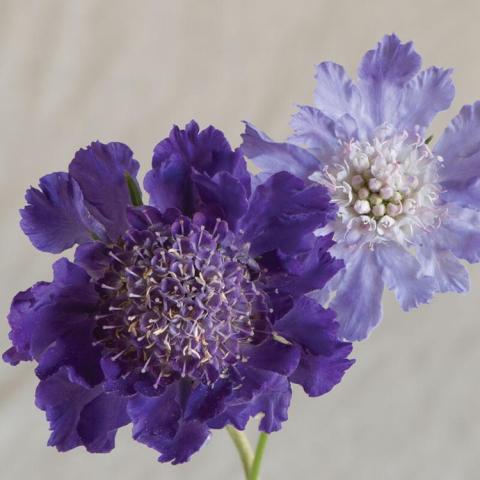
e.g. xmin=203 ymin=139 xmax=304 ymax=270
xmin=1 ymin=1 xmax=480 ymax=479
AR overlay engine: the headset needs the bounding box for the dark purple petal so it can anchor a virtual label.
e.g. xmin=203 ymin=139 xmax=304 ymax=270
xmin=152 ymin=121 xmax=250 ymax=194
xmin=262 ymin=234 xmax=343 ymax=298
xmin=358 ymin=34 xmax=422 ymax=130
xmin=3 ymin=258 xmax=102 ymax=386
xmin=145 ymin=122 xmax=250 ymax=225
xmin=35 ymin=369 xmax=128 ymax=453
xmin=241 ymin=122 xmax=319 ymax=180
xmin=69 ymin=141 xmax=140 ymax=240
xmin=144 ymin=154 xmax=194 ymax=213
xmin=128 ymin=385 xmax=211 ymax=464
xmin=77 ymin=390 xmax=130 ymax=453
xmin=274 ymin=296 xmax=338 ymax=356
xmin=240 ymin=172 xmax=336 ymax=256
xmin=290 ymin=342 xmax=354 ymax=397
xmin=20 ymin=173 xmax=106 ymax=253
xmin=191 ymin=170 xmax=249 ymax=229
xmin=74 ymin=241 xmax=111 ymax=280
xmin=242 ymin=368 xmax=292 ymax=433
xmin=243 ymin=338 xmax=301 ymax=376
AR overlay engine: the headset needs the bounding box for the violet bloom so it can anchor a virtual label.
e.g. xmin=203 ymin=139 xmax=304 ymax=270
xmin=4 ymin=121 xmax=353 ymax=463
xmin=242 ymin=34 xmax=480 ymax=341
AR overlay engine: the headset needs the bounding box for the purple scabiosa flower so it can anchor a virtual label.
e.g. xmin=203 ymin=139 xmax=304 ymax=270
xmin=4 ymin=121 xmax=353 ymax=464
xmin=241 ymin=34 xmax=480 ymax=341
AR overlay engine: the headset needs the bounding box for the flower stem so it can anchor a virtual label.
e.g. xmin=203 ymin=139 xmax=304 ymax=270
xmin=226 ymin=426 xmax=254 ymax=479
xmin=249 ymin=433 xmax=269 ymax=480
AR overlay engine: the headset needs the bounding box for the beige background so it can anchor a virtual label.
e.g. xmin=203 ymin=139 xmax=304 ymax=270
xmin=1 ymin=1 xmax=480 ymax=479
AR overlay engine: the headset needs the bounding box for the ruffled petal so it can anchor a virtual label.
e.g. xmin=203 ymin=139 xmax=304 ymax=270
xmin=274 ymin=296 xmax=338 ymax=356
xmin=210 ymin=367 xmax=292 ymax=434
xmin=145 ymin=122 xmax=250 ymax=227
xmin=20 ymin=172 xmax=106 ymax=253
xmin=35 ymin=369 xmax=129 ymax=453
xmin=375 ymin=242 xmax=435 ymax=310
xmin=3 ymin=258 xmax=102 ymax=386
xmin=289 ymin=106 xmax=346 ymax=155
xmin=144 ymin=154 xmax=194 ymax=213
xmin=240 ymin=122 xmax=319 ymax=180
xmin=417 ymin=236 xmax=469 ymax=293
xmin=69 ymin=141 xmax=140 ymax=240
xmin=240 ymin=172 xmax=335 ymax=256
xmin=435 ymin=204 xmax=480 ymax=263
xmin=243 ymin=338 xmax=301 ymax=376
xmin=358 ymin=34 xmax=422 ymax=131
xmin=190 ymin=170 xmax=249 ymax=229
xmin=395 ymin=67 xmax=454 ymax=132
xmin=128 ymin=385 xmax=211 ymax=464
xmin=152 ymin=121 xmax=250 ymax=194
xmin=262 ymin=234 xmax=343 ymax=297
xmin=313 ymin=62 xmax=362 ymax=120
xmin=435 ymin=102 xmax=480 ymax=209
xmin=330 ymin=246 xmax=384 ymax=341
xmin=289 ymin=342 xmax=354 ymax=397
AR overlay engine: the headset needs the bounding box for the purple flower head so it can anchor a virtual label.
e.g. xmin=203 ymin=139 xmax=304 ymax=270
xmin=4 ymin=121 xmax=353 ymax=464
xmin=241 ymin=34 xmax=480 ymax=341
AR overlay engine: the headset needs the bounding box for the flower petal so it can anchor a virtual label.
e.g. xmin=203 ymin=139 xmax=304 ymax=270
xmin=375 ymin=242 xmax=434 ymax=310
xmin=274 ymin=296 xmax=338 ymax=356
xmin=435 ymin=204 xmax=480 ymax=263
xmin=240 ymin=122 xmax=319 ymax=180
xmin=289 ymin=106 xmax=344 ymax=155
xmin=262 ymin=234 xmax=343 ymax=297
xmin=358 ymin=34 xmax=422 ymax=130
xmin=69 ymin=141 xmax=140 ymax=241
xmin=243 ymin=338 xmax=301 ymax=376
xmin=128 ymin=385 xmax=211 ymax=464
xmin=313 ymin=62 xmax=362 ymax=120
xmin=20 ymin=173 xmax=106 ymax=253
xmin=35 ymin=369 xmax=129 ymax=453
xmin=395 ymin=67 xmax=454 ymax=132
xmin=330 ymin=246 xmax=384 ymax=341
xmin=3 ymin=258 xmax=101 ymax=386
xmin=290 ymin=342 xmax=354 ymax=397
xmin=435 ymin=102 xmax=480 ymax=209
xmin=417 ymin=236 xmax=469 ymax=293
xmin=240 ymin=172 xmax=335 ymax=256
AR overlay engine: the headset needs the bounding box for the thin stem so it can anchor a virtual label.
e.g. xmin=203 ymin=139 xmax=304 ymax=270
xmin=226 ymin=425 xmax=254 ymax=479
xmin=249 ymin=433 xmax=269 ymax=480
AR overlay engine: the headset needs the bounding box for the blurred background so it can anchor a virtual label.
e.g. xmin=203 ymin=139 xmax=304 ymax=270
xmin=1 ymin=1 xmax=480 ymax=479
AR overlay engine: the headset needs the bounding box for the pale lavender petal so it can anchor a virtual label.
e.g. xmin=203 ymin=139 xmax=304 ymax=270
xmin=313 ymin=62 xmax=362 ymax=120
xmin=375 ymin=242 xmax=434 ymax=310
xmin=395 ymin=67 xmax=454 ymax=132
xmin=330 ymin=247 xmax=384 ymax=341
xmin=358 ymin=34 xmax=422 ymax=130
xmin=435 ymin=204 xmax=480 ymax=263
xmin=240 ymin=122 xmax=319 ymax=180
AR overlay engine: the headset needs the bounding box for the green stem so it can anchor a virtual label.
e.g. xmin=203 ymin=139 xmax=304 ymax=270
xmin=249 ymin=433 xmax=269 ymax=480
xmin=226 ymin=426 xmax=254 ymax=479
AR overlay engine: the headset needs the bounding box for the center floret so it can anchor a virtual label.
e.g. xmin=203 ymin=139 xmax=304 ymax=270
xmin=311 ymin=127 xmax=445 ymax=246
xmin=94 ymin=215 xmax=266 ymax=388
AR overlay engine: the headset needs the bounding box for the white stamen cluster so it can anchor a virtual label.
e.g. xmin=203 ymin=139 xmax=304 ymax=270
xmin=311 ymin=128 xmax=445 ymax=247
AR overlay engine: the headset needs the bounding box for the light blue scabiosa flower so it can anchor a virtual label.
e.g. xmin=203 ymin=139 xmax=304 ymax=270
xmin=242 ymin=34 xmax=480 ymax=341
